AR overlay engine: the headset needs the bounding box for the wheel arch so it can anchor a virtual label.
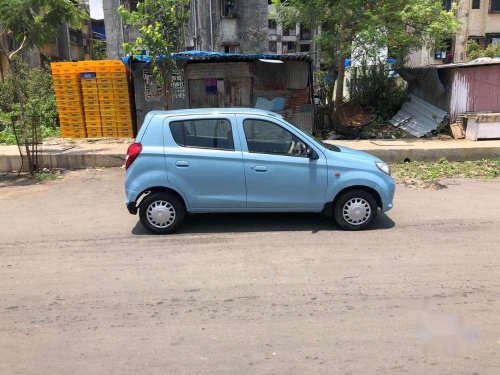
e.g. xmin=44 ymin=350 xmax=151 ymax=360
xmin=323 ymin=185 xmax=382 ymax=217
xmin=136 ymin=186 xmax=188 ymax=212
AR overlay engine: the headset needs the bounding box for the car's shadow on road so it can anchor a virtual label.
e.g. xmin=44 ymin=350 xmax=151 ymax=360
xmin=131 ymin=212 xmax=395 ymax=235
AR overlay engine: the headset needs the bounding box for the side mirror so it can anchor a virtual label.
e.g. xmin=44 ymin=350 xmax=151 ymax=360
xmin=306 ymin=146 xmax=319 ymax=160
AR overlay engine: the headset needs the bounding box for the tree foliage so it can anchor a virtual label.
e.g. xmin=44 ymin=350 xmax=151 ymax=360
xmin=119 ymin=0 xmax=190 ymax=107
xmin=0 ymin=0 xmax=86 ymax=173
xmin=467 ymin=40 xmax=500 ymax=61
xmin=0 ymin=0 xmax=87 ymax=58
xmin=273 ymin=0 xmax=459 ymax=105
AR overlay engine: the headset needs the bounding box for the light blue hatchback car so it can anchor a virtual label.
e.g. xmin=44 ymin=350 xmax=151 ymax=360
xmin=125 ymin=108 xmax=395 ymax=234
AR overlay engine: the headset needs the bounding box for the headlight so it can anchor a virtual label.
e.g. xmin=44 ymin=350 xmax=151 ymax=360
xmin=376 ymin=162 xmax=391 ymax=175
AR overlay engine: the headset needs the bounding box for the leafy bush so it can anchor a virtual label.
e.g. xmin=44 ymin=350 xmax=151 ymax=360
xmin=467 ymin=40 xmax=500 ymax=61
xmin=0 ymin=59 xmax=58 ymax=144
xmin=348 ymin=64 xmax=407 ymax=119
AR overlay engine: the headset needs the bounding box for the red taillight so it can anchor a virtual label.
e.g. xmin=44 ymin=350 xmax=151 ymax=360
xmin=125 ymin=143 xmax=142 ymax=170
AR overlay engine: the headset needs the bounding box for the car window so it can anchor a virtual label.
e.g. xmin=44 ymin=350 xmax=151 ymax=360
xmin=169 ymin=118 xmax=234 ymax=150
xmin=243 ymin=119 xmax=307 ymax=157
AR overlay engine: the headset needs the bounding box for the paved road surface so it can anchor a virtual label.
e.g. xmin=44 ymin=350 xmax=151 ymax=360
xmin=1 ymin=169 xmax=499 ymax=374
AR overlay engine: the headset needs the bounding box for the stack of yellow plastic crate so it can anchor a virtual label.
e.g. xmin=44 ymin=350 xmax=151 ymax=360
xmin=51 ymin=63 xmax=86 ymax=138
xmin=79 ymin=63 xmax=102 ymax=138
xmin=95 ymin=60 xmax=134 ymax=138
xmin=51 ymin=60 xmax=134 ymax=139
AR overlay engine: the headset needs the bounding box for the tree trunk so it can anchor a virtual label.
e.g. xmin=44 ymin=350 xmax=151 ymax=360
xmin=10 ymin=58 xmax=35 ymax=175
xmin=335 ymin=53 xmax=348 ymax=108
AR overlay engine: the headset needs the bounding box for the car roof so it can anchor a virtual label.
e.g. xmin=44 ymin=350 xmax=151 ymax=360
xmin=147 ymin=108 xmax=283 ymax=118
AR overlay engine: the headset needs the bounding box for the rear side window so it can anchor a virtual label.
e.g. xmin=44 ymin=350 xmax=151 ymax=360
xmin=169 ymin=119 xmax=234 ymax=150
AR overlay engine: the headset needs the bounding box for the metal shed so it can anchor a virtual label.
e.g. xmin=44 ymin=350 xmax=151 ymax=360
xmin=399 ymin=60 xmax=500 ymax=123
xmin=123 ymin=52 xmax=314 ymax=133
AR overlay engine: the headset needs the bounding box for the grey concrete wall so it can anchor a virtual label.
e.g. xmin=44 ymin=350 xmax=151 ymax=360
xmin=103 ymin=0 xmax=125 ymax=59
xmin=189 ymin=0 xmax=268 ymax=53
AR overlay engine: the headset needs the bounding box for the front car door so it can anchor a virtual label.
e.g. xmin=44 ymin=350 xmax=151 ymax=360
xmin=164 ymin=115 xmax=246 ymax=209
xmin=238 ymin=116 xmax=328 ymax=210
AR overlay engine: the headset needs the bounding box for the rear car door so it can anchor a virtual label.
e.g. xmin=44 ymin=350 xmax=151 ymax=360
xmin=164 ymin=115 xmax=246 ymax=209
xmin=238 ymin=116 xmax=328 ymax=210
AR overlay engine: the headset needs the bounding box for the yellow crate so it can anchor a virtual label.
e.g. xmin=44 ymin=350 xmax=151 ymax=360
xmin=113 ymin=89 xmax=130 ymax=97
xmin=98 ymin=99 xmax=114 ymax=107
xmin=97 ymin=71 xmax=127 ymax=79
xmin=98 ymin=93 xmax=115 ymax=102
xmin=83 ymin=96 xmax=100 ymax=107
xmin=59 ymin=113 xmax=85 ymax=122
xmin=81 ymin=79 xmax=98 ymax=88
xmin=96 ymin=77 xmax=113 ymax=84
xmin=112 ymin=81 xmax=129 ymax=90
xmin=114 ymin=97 xmax=130 ymax=106
xmin=117 ymin=124 xmax=133 ymax=133
xmin=97 ymin=81 xmax=114 ymax=89
xmin=101 ymin=114 xmax=116 ymax=123
xmin=102 ymin=128 xmax=118 ymax=137
xmin=53 ymin=76 xmax=80 ymax=84
xmin=86 ymin=127 xmax=103 ymax=138
xmin=84 ymin=108 xmax=100 ymax=116
xmin=117 ymin=130 xmax=134 ymax=138
xmin=85 ymin=119 xmax=102 ymax=127
xmin=57 ymin=105 xmax=84 ymax=115
xmin=99 ymin=103 xmax=116 ymax=112
xmin=115 ymin=113 xmax=132 ymax=123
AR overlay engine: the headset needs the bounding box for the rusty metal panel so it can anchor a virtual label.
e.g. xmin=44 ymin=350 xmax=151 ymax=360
xmin=286 ymin=61 xmax=309 ymax=89
xmin=450 ymin=65 xmax=500 ymax=121
xmin=186 ymin=62 xmax=252 ymax=79
xmin=450 ymin=70 xmax=470 ymax=122
xmin=188 ymin=79 xmax=224 ymax=108
xmin=225 ymin=78 xmax=253 ymax=107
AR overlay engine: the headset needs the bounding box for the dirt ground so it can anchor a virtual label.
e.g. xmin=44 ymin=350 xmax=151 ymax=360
xmin=0 ymin=168 xmax=499 ymax=374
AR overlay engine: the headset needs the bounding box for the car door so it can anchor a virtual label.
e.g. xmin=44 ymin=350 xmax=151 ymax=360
xmin=238 ymin=116 xmax=328 ymax=210
xmin=164 ymin=115 xmax=246 ymax=209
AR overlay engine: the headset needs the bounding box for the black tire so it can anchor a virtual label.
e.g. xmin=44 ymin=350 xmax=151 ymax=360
xmin=139 ymin=192 xmax=186 ymax=234
xmin=333 ymin=189 xmax=378 ymax=231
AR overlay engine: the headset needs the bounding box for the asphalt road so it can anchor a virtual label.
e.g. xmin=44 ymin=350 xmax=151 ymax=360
xmin=1 ymin=168 xmax=499 ymax=374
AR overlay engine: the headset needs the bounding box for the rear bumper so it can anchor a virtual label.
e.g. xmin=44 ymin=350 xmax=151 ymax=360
xmin=127 ymin=202 xmax=138 ymax=215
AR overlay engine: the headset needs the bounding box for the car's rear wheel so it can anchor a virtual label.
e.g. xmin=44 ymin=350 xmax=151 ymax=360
xmin=334 ymin=189 xmax=378 ymax=230
xmin=139 ymin=192 xmax=186 ymax=234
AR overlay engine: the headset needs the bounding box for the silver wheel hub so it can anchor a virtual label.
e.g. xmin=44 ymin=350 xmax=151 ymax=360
xmin=147 ymin=200 xmax=176 ymax=229
xmin=342 ymin=198 xmax=371 ymax=225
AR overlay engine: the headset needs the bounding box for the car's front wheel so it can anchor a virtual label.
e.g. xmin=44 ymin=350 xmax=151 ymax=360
xmin=139 ymin=192 xmax=186 ymax=234
xmin=333 ymin=189 xmax=378 ymax=230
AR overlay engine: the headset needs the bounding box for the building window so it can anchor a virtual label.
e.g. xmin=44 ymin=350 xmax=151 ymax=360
xmin=269 ymin=41 xmax=277 ymax=52
xmin=282 ymin=26 xmax=296 ymax=37
xmin=300 ymin=44 xmax=310 ymax=53
xmin=300 ymin=24 xmax=311 ymax=40
xmin=283 ymin=41 xmax=296 ymax=53
xmin=472 ymin=0 xmax=480 ymax=8
xmin=221 ymin=0 xmax=237 ymax=18
xmin=442 ymin=0 xmax=453 ymax=10
xmin=268 ymin=19 xmax=277 ymax=29
xmin=491 ymin=0 xmax=500 ymax=12
xmin=223 ymin=44 xmax=239 ymax=53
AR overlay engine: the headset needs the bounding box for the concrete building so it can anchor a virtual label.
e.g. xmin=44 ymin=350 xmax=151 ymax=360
xmin=186 ymin=0 xmax=268 ymax=53
xmin=407 ymin=0 xmax=500 ymax=67
xmin=103 ymin=0 xmax=268 ymax=58
xmin=267 ymin=1 xmax=322 ymax=69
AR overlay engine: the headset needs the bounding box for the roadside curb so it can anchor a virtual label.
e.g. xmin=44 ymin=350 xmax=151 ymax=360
xmin=1 ymin=139 xmax=499 ymax=171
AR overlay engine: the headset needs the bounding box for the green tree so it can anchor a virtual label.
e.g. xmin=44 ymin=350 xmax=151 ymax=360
xmin=273 ymin=0 xmax=459 ymax=107
xmin=92 ymin=39 xmax=107 ymax=60
xmin=0 ymin=0 xmax=86 ymax=174
xmin=467 ymin=40 xmax=500 ymax=61
xmin=119 ymin=0 xmax=190 ymax=108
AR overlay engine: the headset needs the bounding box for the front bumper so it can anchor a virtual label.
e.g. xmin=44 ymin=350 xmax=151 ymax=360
xmin=127 ymin=202 xmax=138 ymax=215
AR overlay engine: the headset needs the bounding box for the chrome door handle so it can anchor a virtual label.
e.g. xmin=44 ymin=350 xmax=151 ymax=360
xmin=175 ymin=160 xmax=189 ymax=167
xmin=254 ymin=165 xmax=268 ymax=172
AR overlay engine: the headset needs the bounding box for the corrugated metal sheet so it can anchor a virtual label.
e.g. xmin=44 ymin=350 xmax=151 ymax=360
xmin=389 ymin=94 xmax=448 ymax=137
